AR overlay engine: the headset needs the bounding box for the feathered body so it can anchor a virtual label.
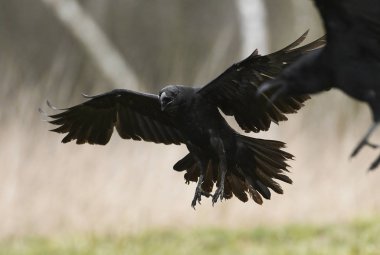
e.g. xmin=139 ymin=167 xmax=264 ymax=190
xmin=46 ymin=32 xmax=324 ymax=207
xmin=259 ymin=0 xmax=380 ymax=170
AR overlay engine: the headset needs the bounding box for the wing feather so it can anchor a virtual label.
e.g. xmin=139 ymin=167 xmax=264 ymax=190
xmin=197 ymin=31 xmax=325 ymax=132
xmin=48 ymin=89 xmax=185 ymax=145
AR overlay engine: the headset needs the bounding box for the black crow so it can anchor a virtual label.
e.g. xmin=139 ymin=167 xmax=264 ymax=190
xmin=258 ymin=0 xmax=380 ymax=170
xmin=45 ymin=32 xmax=324 ymax=208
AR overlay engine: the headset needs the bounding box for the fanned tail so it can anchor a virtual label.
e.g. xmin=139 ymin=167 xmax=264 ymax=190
xmin=173 ymin=135 xmax=293 ymax=205
xmin=236 ymin=135 xmax=293 ymax=204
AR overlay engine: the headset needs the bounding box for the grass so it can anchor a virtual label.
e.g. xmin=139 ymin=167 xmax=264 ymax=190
xmin=0 ymin=218 xmax=379 ymax=255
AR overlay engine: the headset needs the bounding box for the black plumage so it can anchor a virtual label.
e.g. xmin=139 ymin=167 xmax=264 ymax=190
xmin=258 ymin=0 xmax=380 ymax=170
xmin=46 ymin=32 xmax=324 ymax=208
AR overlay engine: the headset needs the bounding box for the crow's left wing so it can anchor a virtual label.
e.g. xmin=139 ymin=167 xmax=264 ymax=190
xmin=197 ymin=31 xmax=325 ymax=132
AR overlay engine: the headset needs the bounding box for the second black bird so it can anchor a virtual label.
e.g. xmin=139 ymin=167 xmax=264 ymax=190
xmin=258 ymin=0 xmax=380 ymax=170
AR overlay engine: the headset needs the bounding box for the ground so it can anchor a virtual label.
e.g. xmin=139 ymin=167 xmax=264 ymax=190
xmin=1 ymin=217 xmax=379 ymax=255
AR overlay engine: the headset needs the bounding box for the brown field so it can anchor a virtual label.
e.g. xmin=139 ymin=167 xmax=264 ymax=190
xmin=0 ymin=0 xmax=379 ymax=240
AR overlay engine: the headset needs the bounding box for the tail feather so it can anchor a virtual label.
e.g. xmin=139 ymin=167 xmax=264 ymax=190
xmin=236 ymin=135 xmax=293 ymax=202
xmin=255 ymin=157 xmax=293 ymax=183
xmin=255 ymin=168 xmax=284 ymax=194
xmin=202 ymin=161 xmax=217 ymax=193
xmin=173 ymin=154 xmax=194 ymax=171
xmin=184 ymin=165 xmax=199 ymax=184
xmin=238 ymin=135 xmax=293 ymax=191
xmin=172 ymin=135 xmax=293 ymax=205
xmin=244 ymin=138 xmax=292 ymax=170
xmin=252 ymin=177 xmax=272 ymax=199
xmin=246 ymin=138 xmax=294 ymax=159
xmin=228 ymin=176 xmax=249 ymax=202
xmin=223 ymin=178 xmax=233 ymax=199
xmin=248 ymin=187 xmax=263 ymax=205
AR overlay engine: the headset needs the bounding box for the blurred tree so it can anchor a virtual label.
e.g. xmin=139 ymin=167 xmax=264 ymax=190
xmin=40 ymin=0 xmax=140 ymax=90
xmin=263 ymin=0 xmax=323 ymax=50
xmin=0 ymin=0 xmax=241 ymax=105
xmin=264 ymin=0 xmax=297 ymax=49
xmin=105 ymin=0 xmax=241 ymax=89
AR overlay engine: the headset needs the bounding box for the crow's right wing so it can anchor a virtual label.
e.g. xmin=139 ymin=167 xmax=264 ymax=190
xmin=47 ymin=89 xmax=186 ymax=145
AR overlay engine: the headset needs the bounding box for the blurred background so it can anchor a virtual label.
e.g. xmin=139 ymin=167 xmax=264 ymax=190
xmin=0 ymin=0 xmax=379 ymax=253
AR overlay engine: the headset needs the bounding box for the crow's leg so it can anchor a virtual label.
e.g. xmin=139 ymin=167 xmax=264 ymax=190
xmin=191 ymin=159 xmax=210 ymax=209
xmin=351 ymin=122 xmax=379 ymax=158
xmin=210 ymin=136 xmax=227 ymax=205
xmin=367 ymin=101 xmax=380 ymax=170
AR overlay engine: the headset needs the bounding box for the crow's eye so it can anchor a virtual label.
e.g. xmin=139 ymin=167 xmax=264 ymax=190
xmin=162 ymin=97 xmax=173 ymax=105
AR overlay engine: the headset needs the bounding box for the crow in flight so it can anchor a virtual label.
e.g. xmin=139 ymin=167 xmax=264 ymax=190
xmin=46 ymin=32 xmax=324 ymax=208
xmin=258 ymin=0 xmax=380 ymax=170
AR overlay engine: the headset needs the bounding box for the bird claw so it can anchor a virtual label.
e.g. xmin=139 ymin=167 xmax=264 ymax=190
xmin=191 ymin=189 xmax=202 ymax=209
xmin=367 ymin=142 xmax=379 ymax=149
xmin=369 ymin=154 xmax=380 ymax=171
xmin=351 ymin=139 xmax=379 ymax=158
xmin=351 ymin=139 xmax=368 ymax=158
xmin=350 ymin=136 xmax=380 ymax=171
xmin=351 ymin=123 xmax=379 ymax=158
xmin=191 ymin=196 xmax=200 ymax=209
xmin=191 ymin=187 xmax=211 ymax=209
xmin=212 ymin=186 xmax=224 ymax=206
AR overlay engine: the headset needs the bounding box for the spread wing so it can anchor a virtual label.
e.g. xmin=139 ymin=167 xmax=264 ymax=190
xmin=197 ymin=31 xmax=326 ymax=132
xmin=47 ymin=89 xmax=186 ymax=145
xmin=315 ymin=0 xmax=380 ymax=43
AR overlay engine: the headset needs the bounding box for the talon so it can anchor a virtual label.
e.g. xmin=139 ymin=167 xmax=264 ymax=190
xmin=367 ymin=142 xmax=379 ymax=149
xmin=369 ymin=154 xmax=380 ymax=171
xmin=351 ymin=141 xmax=367 ymax=158
xmin=191 ymin=186 xmax=206 ymax=209
xmin=351 ymin=140 xmax=372 ymax=158
xmin=351 ymin=123 xmax=379 ymax=158
xmin=351 ymin=140 xmax=379 ymax=158
xmin=191 ymin=194 xmax=201 ymax=209
xmin=191 ymin=200 xmax=196 ymax=209
xmin=212 ymin=186 xmax=224 ymax=206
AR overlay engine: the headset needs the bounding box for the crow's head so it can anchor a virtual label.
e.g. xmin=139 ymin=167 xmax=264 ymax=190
xmin=159 ymin=85 xmax=181 ymax=112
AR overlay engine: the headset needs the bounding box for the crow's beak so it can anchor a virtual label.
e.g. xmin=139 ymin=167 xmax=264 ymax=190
xmin=161 ymin=103 xmax=167 ymax=111
xmin=160 ymin=92 xmax=171 ymax=111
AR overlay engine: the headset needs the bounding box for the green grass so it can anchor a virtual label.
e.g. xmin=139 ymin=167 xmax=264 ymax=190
xmin=1 ymin=218 xmax=379 ymax=255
